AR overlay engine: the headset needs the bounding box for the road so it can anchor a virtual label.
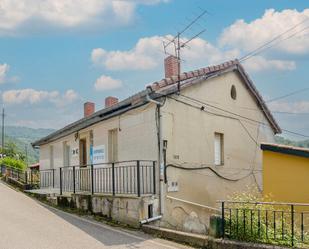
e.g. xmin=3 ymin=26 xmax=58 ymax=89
xmin=0 ymin=182 xmax=192 ymax=249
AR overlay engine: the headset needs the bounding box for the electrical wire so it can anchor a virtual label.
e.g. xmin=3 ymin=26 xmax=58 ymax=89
xmin=266 ymin=87 xmax=309 ymax=103
xmin=175 ymin=94 xmax=309 ymax=138
xmin=239 ymin=17 xmax=309 ymax=62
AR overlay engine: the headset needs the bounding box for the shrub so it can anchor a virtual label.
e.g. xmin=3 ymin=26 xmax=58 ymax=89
xmin=224 ymin=186 xmax=308 ymax=247
xmin=0 ymin=157 xmax=26 ymax=171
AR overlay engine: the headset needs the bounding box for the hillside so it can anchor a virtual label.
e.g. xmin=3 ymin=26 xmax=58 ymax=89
xmin=1 ymin=126 xmax=54 ymax=164
xmin=274 ymin=136 xmax=309 ymax=148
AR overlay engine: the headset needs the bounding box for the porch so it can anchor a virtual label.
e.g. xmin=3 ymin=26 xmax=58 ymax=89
xmin=38 ymin=160 xmax=157 ymax=197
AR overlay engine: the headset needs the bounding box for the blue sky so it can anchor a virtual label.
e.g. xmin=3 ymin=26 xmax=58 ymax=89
xmin=0 ymin=0 xmax=308 ymax=140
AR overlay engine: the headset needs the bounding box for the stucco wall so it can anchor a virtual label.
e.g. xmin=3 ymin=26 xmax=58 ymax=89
xmin=160 ymin=70 xmax=275 ymax=233
xmin=263 ymin=151 xmax=309 ymax=203
xmin=39 ymin=104 xmax=158 ymax=171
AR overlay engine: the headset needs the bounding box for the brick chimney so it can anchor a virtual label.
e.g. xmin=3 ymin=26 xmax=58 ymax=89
xmin=164 ymin=55 xmax=180 ymax=78
xmin=105 ymin=96 xmax=118 ymax=108
xmin=84 ymin=102 xmax=95 ymax=117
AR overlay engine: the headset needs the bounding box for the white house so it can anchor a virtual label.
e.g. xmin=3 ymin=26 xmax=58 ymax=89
xmin=32 ymin=57 xmax=280 ymax=233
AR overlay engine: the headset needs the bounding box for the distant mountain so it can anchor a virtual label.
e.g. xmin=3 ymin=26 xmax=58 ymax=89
xmin=274 ymin=136 xmax=309 ymax=148
xmin=1 ymin=126 xmax=55 ymax=164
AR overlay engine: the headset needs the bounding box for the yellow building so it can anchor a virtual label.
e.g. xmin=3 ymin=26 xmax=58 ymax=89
xmin=261 ymin=143 xmax=309 ymax=203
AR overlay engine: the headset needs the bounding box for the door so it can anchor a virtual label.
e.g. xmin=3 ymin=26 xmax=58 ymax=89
xmin=79 ymin=138 xmax=87 ymax=166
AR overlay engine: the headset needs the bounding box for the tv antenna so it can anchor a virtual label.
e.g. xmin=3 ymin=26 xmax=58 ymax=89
xmin=163 ymin=9 xmax=209 ymax=92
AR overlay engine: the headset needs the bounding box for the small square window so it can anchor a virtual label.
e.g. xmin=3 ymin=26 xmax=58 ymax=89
xmin=214 ymin=133 xmax=224 ymax=166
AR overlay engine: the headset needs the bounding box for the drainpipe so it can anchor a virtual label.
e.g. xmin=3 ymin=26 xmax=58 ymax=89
xmin=140 ymin=215 xmax=162 ymax=225
xmin=146 ymin=95 xmax=165 ymax=215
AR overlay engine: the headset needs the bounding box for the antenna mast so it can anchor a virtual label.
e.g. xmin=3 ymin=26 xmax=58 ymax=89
xmin=163 ymin=9 xmax=208 ymax=93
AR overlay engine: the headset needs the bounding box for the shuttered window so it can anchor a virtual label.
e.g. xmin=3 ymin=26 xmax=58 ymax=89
xmin=214 ymin=133 xmax=224 ymax=165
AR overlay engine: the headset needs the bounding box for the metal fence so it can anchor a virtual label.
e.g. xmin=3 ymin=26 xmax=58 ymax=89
xmin=220 ymin=201 xmax=309 ymax=248
xmin=40 ymin=160 xmax=156 ymax=197
xmin=0 ymin=164 xmax=40 ymax=185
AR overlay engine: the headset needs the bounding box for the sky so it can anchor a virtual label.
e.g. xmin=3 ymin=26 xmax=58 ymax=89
xmin=0 ymin=0 xmax=308 ymax=140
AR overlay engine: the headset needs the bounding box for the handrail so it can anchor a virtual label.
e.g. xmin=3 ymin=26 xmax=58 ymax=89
xmin=217 ymin=200 xmax=309 ymax=207
xmin=41 ymin=160 xmax=156 ymax=170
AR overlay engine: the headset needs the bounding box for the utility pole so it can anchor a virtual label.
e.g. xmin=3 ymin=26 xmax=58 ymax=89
xmin=2 ymin=108 xmax=4 ymax=149
xmin=25 ymin=144 xmax=28 ymax=167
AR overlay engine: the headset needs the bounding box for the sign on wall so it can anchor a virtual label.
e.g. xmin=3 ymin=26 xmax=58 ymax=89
xmin=91 ymin=145 xmax=106 ymax=165
xmin=71 ymin=148 xmax=79 ymax=157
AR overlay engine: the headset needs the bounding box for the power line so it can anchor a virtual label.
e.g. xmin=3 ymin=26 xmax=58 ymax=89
xmin=272 ymin=111 xmax=309 ymax=115
xmin=266 ymin=87 xmax=309 ymax=103
xmin=239 ymin=17 xmax=309 ymax=62
xmin=169 ymin=94 xmax=309 ymax=138
xmin=2 ymin=108 xmax=4 ymax=149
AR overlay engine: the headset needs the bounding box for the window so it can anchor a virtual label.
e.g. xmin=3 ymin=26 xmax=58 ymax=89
xmin=108 ymin=129 xmax=118 ymax=162
xmin=231 ymin=85 xmax=237 ymax=100
xmin=63 ymin=142 xmax=70 ymax=167
xmin=49 ymin=145 xmax=54 ymax=169
xmin=214 ymin=133 xmax=224 ymax=165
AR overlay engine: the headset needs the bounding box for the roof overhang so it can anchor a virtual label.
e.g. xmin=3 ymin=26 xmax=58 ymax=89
xmin=261 ymin=143 xmax=309 ymax=158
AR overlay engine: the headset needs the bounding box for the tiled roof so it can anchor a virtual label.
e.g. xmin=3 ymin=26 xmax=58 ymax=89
xmin=149 ymin=60 xmax=238 ymax=91
xmin=32 ymin=59 xmax=281 ymax=146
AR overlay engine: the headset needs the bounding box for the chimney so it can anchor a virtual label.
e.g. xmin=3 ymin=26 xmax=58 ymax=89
xmin=105 ymin=96 xmax=118 ymax=108
xmin=84 ymin=102 xmax=95 ymax=117
xmin=164 ymin=55 xmax=180 ymax=78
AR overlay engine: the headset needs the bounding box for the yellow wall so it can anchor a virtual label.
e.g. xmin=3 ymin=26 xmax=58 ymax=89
xmin=263 ymin=150 xmax=309 ymax=203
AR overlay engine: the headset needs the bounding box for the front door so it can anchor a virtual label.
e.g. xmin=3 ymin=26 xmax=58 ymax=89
xmin=79 ymin=138 xmax=87 ymax=166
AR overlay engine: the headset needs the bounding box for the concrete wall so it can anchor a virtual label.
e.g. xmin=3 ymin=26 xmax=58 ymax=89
xmin=160 ymin=70 xmax=275 ymax=233
xmin=263 ymin=150 xmax=309 ymax=203
xmin=57 ymin=193 xmax=159 ymax=228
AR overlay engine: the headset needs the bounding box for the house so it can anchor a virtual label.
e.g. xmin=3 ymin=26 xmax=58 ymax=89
xmin=261 ymin=143 xmax=309 ymax=204
xmin=32 ymin=57 xmax=280 ymax=233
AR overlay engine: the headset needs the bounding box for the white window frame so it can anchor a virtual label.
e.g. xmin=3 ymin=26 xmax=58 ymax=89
xmin=214 ymin=132 xmax=224 ymax=166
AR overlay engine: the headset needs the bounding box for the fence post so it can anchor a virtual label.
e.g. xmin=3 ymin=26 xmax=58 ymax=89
xmin=91 ymin=164 xmax=94 ymax=195
xmin=137 ymin=160 xmax=141 ymax=197
xmin=25 ymin=171 xmax=28 ymax=185
xmin=291 ymin=204 xmax=294 ymax=247
xmin=112 ymin=163 xmax=115 ymax=196
xmin=17 ymin=170 xmax=19 ymax=181
xmin=60 ymin=167 xmax=62 ymax=195
xmin=73 ymin=166 xmax=76 ymax=194
xmin=152 ymin=161 xmax=156 ymax=194
xmin=222 ymin=202 xmax=225 ymax=238
xmin=30 ymin=170 xmax=33 ymax=185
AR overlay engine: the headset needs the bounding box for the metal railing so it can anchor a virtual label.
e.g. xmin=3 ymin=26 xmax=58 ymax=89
xmin=220 ymin=200 xmax=309 ymax=247
xmin=40 ymin=160 xmax=156 ymax=197
xmin=0 ymin=164 xmax=40 ymax=185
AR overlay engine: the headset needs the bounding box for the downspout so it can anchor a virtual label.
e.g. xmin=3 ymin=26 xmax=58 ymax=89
xmin=146 ymin=95 xmax=165 ymax=215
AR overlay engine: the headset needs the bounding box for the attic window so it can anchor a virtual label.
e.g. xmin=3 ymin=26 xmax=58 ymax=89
xmin=231 ymin=85 xmax=237 ymax=100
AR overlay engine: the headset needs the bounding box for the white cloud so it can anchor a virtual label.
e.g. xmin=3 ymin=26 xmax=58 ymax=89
xmin=269 ymin=101 xmax=309 ymax=113
xmin=94 ymin=75 xmax=122 ymax=91
xmin=0 ymin=0 xmax=168 ymax=35
xmin=242 ymin=56 xmax=296 ymax=72
xmin=2 ymin=88 xmax=79 ymax=106
xmin=219 ymin=9 xmax=309 ymax=54
xmin=91 ymin=34 xmax=295 ymax=73
xmin=0 ymin=64 xmax=10 ymax=83
xmin=91 ymin=35 xmax=240 ymax=71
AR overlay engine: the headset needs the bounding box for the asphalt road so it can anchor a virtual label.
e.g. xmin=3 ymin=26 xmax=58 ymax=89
xmin=0 ymin=182 xmax=192 ymax=249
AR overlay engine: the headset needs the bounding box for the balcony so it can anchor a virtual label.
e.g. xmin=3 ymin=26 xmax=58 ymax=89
xmin=39 ymin=160 xmax=156 ymax=197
